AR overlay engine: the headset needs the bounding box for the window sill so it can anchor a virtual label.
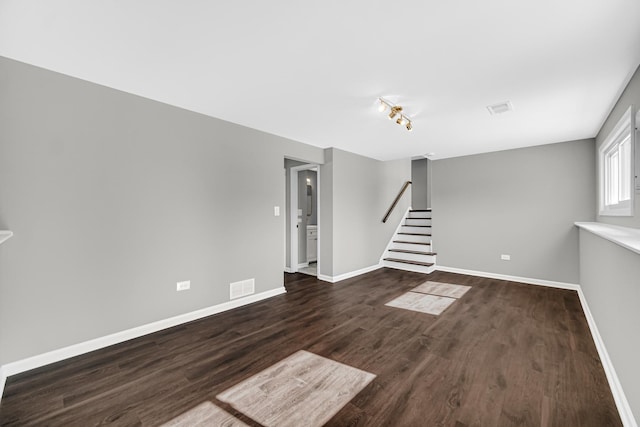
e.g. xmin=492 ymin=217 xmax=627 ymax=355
xmin=575 ymin=222 xmax=640 ymax=255
xmin=599 ymin=204 xmax=633 ymax=217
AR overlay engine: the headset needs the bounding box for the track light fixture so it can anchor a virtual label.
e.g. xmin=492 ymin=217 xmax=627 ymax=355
xmin=378 ymin=98 xmax=413 ymax=131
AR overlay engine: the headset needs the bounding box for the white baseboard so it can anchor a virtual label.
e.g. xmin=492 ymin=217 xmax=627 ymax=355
xmin=435 ymin=265 xmax=580 ymax=290
xmin=318 ymin=263 xmax=382 ymax=283
xmin=577 ymin=288 xmax=637 ymax=427
xmin=436 ymin=265 xmax=636 ymax=426
xmin=0 ymin=286 xmax=286 ymax=400
xmin=284 ymin=267 xmax=294 ymax=273
xmin=0 ymin=365 xmax=6 ymax=400
xmin=297 ymin=262 xmax=309 ymax=269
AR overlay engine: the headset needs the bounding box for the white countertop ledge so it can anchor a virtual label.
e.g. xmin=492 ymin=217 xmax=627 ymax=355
xmin=0 ymin=230 xmax=13 ymax=245
xmin=575 ymin=222 xmax=640 ymax=255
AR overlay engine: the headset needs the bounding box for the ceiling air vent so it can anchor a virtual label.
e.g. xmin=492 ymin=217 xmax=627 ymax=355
xmin=487 ymin=101 xmax=513 ymax=115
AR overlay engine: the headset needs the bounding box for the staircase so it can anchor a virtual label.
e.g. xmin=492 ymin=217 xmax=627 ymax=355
xmin=382 ymin=209 xmax=436 ymax=274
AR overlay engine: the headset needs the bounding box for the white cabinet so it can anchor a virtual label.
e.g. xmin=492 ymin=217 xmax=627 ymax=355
xmin=306 ymin=225 xmax=318 ymax=262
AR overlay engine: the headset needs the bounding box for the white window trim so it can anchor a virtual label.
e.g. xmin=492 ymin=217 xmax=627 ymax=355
xmin=599 ymin=105 xmax=635 ymax=216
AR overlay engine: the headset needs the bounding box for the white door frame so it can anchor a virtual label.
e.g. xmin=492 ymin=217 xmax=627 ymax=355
xmin=290 ymin=164 xmax=320 ymax=274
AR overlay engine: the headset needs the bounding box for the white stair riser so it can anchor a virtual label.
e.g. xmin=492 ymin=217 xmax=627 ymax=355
xmin=386 ymin=252 xmax=436 ymax=263
xmin=396 ymin=234 xmax=431 ymax=244
xmin=401 ymin=225 xmax=432 ymax=234
xmin=408 ymin=212 xmax=431 ymax=219
xmin=382 ymin=209 xmax=436 ymax=275
xmin=383 ymin=261 xmax=436 ymax=274
xmin=405 ymin=218 xmax=431 ymax=226
xmin=392 ymin=242 xmax=432 ymax=251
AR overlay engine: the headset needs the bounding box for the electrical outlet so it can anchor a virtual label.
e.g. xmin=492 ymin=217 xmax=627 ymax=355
xmin=177 ymin=280 xmax=190 ymax=291
xmin=501 ymin=254 xmax=511 ymax=261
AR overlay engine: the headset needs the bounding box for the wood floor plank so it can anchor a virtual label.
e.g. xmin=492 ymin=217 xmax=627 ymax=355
xmin=0 ymin=269 xmax=622 ymax=426
xmin=216 ymin=350 xmax=376 ymax=427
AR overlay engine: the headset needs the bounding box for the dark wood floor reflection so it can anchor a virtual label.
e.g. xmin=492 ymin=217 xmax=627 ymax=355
xmin=0 ymin=269 xmax=621 ymax=426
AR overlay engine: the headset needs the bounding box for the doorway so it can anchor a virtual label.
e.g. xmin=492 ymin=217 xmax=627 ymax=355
xmin=288 ymin=164 xmax=320 ymax=276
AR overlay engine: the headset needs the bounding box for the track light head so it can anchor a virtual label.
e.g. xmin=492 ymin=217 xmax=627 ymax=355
xmin=388 ymin=106 xmax=402 ymax=120
xmin=406 ymin=121 xmax=412 ymax=131
xmin=377 ymin=100 xmax=387 ymax=112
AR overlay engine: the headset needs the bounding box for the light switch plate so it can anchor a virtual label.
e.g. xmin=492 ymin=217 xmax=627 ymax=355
xmin=274 ymin=206 xmax=280 ymax=216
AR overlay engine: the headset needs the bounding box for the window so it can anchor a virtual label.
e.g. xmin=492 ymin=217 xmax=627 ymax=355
xmin=599 ymin=106 xmax=635 ymax=216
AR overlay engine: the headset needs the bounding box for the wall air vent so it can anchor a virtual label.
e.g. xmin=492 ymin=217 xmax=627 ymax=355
xmin=230 ymin=278 xmax=255 ymax=300
xmin=487 ymin=101 xmax=513 ymax=115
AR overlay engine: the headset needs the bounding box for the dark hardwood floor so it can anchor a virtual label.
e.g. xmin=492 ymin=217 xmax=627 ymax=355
xmin=0 ymin=269 xmax=621 ymax=426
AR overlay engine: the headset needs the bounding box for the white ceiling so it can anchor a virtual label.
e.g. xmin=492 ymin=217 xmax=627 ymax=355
xmin=1 ymin=1 xmax=639 ymax=160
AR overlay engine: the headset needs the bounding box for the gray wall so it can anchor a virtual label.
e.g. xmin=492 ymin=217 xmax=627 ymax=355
xmin=596 ymin=64 xmax=640 ymax=229
xmin=578 ymin=230 xmax=640 ymax=422
xmin=0 ymin=57 xmax=324 ymax=366
xmin=432 ymin=139 xmax=596 ymax=284
xmin=411 ymin=158 xmax=432 ymax=210
xmin=584 ymin=63 xmax=640 ymax=423
xmin=327 ymin=148 xmax=411 ymax=277
xmin=319 ymin=149 xmax=334 ymax=276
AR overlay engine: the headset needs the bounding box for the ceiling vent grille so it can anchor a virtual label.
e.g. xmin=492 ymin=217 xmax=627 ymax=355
xmin=487 ymin=101 xmax=513 ymax=115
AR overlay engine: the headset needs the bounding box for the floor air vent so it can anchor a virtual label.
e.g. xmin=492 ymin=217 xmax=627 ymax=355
xmin=230 ymin=278 xmax=255 ymax=299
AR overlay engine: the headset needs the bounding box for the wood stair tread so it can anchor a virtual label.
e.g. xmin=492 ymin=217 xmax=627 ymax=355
xmin=410 ymin=209 xmax=432 ymax=212
xmin=393 ymin=240 xmax=431 ymax=245
xmin=384 ymin=258 xmax=434 ymax=267
xmin=403 ymin=225 xmax=431 ymax=227
xmin=398 ymin=232 xmax=432 ymax=236
xmin=388 ymin=249 xmax=437 ymax=256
